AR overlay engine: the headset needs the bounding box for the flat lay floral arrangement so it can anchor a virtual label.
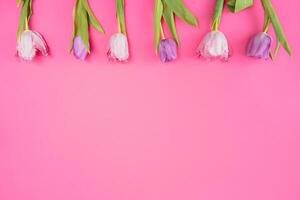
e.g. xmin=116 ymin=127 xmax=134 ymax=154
xmin=16 ymin=0 xmax=291 ymax=63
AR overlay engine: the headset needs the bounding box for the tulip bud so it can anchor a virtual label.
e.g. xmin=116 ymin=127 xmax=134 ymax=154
xmin=107 ymin=33 xmax=129 ymax=62
xmin=158 ymin=38 xmax=177 ymax=63
xmin=72 ymin=36 xmax=88 ymax=60
xmin=196 ymin=31 xmax=229 ymax=60
xmin=246 ymin=32 xmax=272 ymax=59
xmin=17 ymin=30 xmax=48 ymax=61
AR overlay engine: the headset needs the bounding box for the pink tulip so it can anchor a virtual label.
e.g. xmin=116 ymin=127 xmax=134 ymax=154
xmin=107 ymin=33 xmax=129 ymax=62
xmin=196 ymin=31 xmax=229 ymax=60
xmin=17 ymin=30 xmax=48 ymax=61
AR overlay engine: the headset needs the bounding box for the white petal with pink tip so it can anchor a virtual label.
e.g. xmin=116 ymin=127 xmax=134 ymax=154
xmin=196 ymin=31 xmax=229 ymax=60
xmin=17 ymin=30 xmax=48 ymax=61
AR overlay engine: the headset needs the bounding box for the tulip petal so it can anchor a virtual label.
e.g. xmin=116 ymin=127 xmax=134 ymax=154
xmin=17 ymin=30 xmax=36 ymax=61
xmin=32 ymin=31 xmax=48 ymax=56
xmin=108 ymin=33 xmax=129 ymax=62
xmin=158 ymin=38 xmax=177 ymax=63
xmin=72 ymin=36 xmax=88 ymax=60
xmin=197 ymin=31 xmax=229 ymax=60
xmin=246 ymin=32 xmax=272 ymax=59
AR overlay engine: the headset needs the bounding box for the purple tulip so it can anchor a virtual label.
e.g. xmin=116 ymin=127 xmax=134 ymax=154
xmin=158 ymin=38 xmax=177 ymax=63
xmin=72 ymin=36 xmax=88 ymax=60
xmin=246 ymin=32 xmax=272 ymax=59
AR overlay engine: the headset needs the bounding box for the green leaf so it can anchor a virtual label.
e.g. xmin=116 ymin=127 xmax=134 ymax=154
xmin=154 ymin=0 xmax=163 ymax=51
xmin=164 ymin=0 xmax=197 ymax=26
xmin=227 ymin=0 xmax=253 ymax=13
xmin=211 ymin=0 xmax=224 ymax=31
xmin=162 ymin=0 xmax=179 ymax=45
xmin=82 ymin=0 xmax=105 ymax=33
xmin=261 ymin=0 xmax=291 ymax=57
xmin=116 ymin=0 xmax=126 ymax=35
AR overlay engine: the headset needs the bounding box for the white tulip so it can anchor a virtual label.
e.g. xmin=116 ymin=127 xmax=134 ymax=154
xmin=196 ymin=31 xmax=229 ymax=60
xmin=107 ymin=33 xmax=129 ymax=62
xmin=17 ymin=30 xmax=48 ymax=61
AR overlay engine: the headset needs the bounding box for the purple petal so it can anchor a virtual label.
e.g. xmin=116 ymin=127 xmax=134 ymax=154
xmin=158 ymin=39 xmax=177 ymax=63
xmin=73 ymin=36 xmax=88 ymax=60
xmin=247 ymin=32 xmax=272 ymax=59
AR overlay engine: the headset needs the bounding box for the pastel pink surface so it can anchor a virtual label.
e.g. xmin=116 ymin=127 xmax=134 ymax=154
xmin=0 ymin=0 xmax=300 ymax=200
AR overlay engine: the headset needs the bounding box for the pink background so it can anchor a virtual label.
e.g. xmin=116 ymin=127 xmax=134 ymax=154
xmin=0 ymin=0 xmax=300 ymax=199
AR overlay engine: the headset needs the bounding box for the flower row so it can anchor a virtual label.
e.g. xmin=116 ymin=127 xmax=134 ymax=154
xmin=16 ymin=0 xmax=291 ymax=62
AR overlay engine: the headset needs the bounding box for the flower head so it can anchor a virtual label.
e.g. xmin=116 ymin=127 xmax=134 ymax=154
xmin=196 ymin=31 xmax=229 ymax=60
xmin=107 ymin=33 xmax=129 ymax=62
xmin=158 ymin=38 xmax=177 ymax=63
xmin=17 ymin=30 xmax=48 ymax=61
xmin=246 ymin=32 xmax=272 ymax=59
xmin=72 ymin=36 xmax=88 ymax=60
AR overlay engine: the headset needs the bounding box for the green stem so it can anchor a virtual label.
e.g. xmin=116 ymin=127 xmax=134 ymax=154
xmin=17 ymin=0 xmax=32 ymax=37
xmin=116 ymin=0 xmax=126 ymax=35
xmin=160 ymin=23 xmax=165 ymax=39
xmin=25 ymin=16 xmax=29 ymax=30
xmin=26 ymin=0 xmax=32 ymax=30
xmin=263 ymin=12 xmax=270 ymax=32
xmin=117 ymin=16 xmax=121 ymax=33
xmin=211 ymin=0 xmax=224 ymax=31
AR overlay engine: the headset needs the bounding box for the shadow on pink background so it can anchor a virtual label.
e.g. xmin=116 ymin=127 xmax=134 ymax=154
xmin=0 ymin=0 xmax=300 ymax=200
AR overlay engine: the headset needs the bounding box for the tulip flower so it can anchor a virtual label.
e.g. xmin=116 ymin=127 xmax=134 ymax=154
xmin=16 ymin=0 xmax=48 ymax=61
xmin=107 ymin=0 xmax=129 ymax=62
xmin=17 ymin=30 xmax=48 ymax=61
xmin=70 ymin=0 xmax=104 ymax=60
xmin=158 ymin=38 xmax=177 ymax=63
xmin=246 ymin=32 xmax=272 ymax=59
xmin=196 ymin=0 xmax=229 ymax=60
xmin=154 ymin=0 xmax=198 ymax=62
xmin=108 ymin=33 xmax=129 ymax=62
xmin=196 ymin=31 xmax=229 ymax=60
xmin=246 ymin=0 xmax=291 ymax=59
xmin=72 ymin=36 xmax=88 ymax=60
